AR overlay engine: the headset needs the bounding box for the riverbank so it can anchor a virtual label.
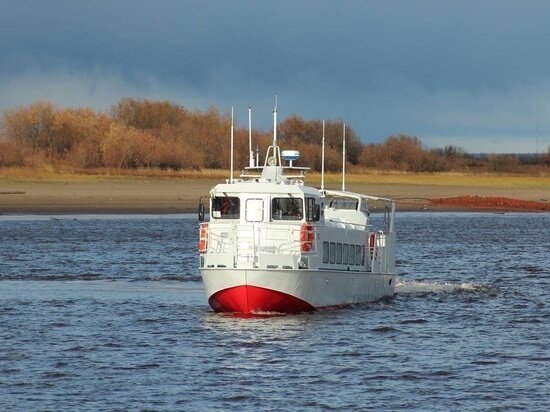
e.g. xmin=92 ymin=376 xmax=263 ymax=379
xmin=1 ymin=170 xmax=549 ymax=214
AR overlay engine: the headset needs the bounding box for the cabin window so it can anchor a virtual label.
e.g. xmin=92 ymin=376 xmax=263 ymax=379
xmin=350 ymin=245 xmax=355 ymax=265
xmin=329 ymin=242 xmax=336 ymax=264
xmin=272 ymin=198 xmax=303 ymax=220
xmin=305 ymin=197 xmax=316 ymax=221
xmin=211 ymin=196 xmax=240 ymax=219
xmin=245 ymin=198 xmax=264 ymax=222
xmin=355 ymin=245 xmax=362 ymax=265
xmin=323 ymin=242 xmax=329 ymax=263
xmin=342 ymin=244 xmax=349 ymax=264
xmin=336 ymin=243 xmax=342 ymax=264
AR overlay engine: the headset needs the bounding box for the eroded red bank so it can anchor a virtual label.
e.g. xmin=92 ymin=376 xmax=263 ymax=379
xmin=430 ymin=196 xmax=550 ymax=211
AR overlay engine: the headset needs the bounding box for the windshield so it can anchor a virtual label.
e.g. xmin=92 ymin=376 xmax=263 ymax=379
xmin=272 ymin=198 xmax=303 ymax=221
xmin=211 ymin=196 xmax=240 ymax=219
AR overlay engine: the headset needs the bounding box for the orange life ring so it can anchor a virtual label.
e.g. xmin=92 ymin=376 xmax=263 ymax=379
xmin=300 ymin=223 xmax=314 ymax=252
xmin=199 ymin=223 xmax=208 ymax=252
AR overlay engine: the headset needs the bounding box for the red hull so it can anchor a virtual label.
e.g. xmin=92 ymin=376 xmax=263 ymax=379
xmin=208 ymin=285 xmax=315 ymax=314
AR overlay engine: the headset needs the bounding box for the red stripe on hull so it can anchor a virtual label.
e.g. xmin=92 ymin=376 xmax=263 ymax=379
xmin=208 ymin=285 xmax=315 ymax=314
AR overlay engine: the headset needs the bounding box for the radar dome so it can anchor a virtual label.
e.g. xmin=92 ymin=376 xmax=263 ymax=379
xmin=281 ymin=150 xmax=300 ymax=162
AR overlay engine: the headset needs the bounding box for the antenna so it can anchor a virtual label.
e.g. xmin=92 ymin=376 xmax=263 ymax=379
xmin=273 ymin=94 xmax=278 ymax=146
xmin=342 ymin=123 xmax=346 ymax=192
xmin=230 ymin=106 xmax=234 ymax=183
xmin=321 ymin=120 xmax=325 ymax=191
xmin=248 ymin=107 xmax=255 ymax=167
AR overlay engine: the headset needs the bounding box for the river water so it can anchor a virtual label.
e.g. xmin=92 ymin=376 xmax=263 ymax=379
xmin=0 ymin=213 xmax=548 ymax=411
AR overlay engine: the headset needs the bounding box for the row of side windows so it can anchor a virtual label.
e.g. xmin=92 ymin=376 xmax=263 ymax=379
xmin=322 ymin=242 xmax=365 ymax=266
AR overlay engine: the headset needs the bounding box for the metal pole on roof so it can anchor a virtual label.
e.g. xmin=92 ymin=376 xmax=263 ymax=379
xmin=230 ymin=106 xmax=234 ymax=183
xmin=321 ymin=120 xmax=325 ymax=191
xmin=272 ymin=94 xmax=278 ymax=147
xmin=342 ymin=123 xmax=346 ymax=192
xmin=249 ymin=106 xmax=254 ymax=167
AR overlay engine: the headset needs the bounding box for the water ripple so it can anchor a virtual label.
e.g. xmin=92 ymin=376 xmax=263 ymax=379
xmin=1 ymin=213 xmax=549 ymax=411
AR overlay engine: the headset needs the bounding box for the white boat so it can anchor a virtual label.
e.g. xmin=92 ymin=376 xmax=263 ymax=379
xmin=198 ymin=106 xmax=397 ymax=314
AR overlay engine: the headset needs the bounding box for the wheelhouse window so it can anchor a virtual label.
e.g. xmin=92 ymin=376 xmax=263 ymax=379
xmin=211 ymin=196 xmax=240 ymax=219
xmin=272 ymin=197 xmax=303 ymax=221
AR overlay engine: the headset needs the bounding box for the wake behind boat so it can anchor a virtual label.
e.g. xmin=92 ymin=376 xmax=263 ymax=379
xmin=198 ymin=104 xmax=397 ymax=314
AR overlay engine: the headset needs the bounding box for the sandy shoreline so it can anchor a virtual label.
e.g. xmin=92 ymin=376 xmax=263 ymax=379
xmin=1 ymin=176 xmax=549 ymax=214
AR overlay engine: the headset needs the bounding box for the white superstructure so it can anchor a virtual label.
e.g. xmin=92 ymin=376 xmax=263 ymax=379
xmin=198 ymin=108 xmax=396 ymax=314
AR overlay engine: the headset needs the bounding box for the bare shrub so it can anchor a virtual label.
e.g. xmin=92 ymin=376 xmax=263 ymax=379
xmin=419 ymin=150 xmax=451 ymax=172
xmin=3 ymin=101 xmax=55 ymax=153
xmin=101 ymin=124 xmax=157 ymax=168
xmin=71 ymin=136 xmax=104 ymax=168
xmin=278 ymin=115 xmax=363 ymax=165
xmin=154 ymin=139 xmax=204 ymax=170
xmin=359 ymin=135 xmax=425 ymax=171
xmin=488 ymin=154 xmax=520 ymax=173
xmin=0 ymin=140 xmax=25 ymax=167
xmin=50 ymin=108 xmax=107 ymax=155
xmin=112 ymin=98 xmax=186 ymax=131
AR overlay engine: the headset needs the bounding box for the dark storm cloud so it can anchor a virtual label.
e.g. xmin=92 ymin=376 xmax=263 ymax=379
xmin=2 ymin=0 xmax=550 ymax=152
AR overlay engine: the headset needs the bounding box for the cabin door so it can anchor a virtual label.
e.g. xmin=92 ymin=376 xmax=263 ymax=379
xmin=237 ymin=194 xmax=270 ymax=267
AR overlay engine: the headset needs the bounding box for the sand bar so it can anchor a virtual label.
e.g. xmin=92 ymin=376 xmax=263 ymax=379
xmin=1 ymin=174 xmax=549 ymax=214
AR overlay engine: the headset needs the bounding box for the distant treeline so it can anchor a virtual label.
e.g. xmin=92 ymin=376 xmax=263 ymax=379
xmin=1 ymin=99 xmax=549 ymax=173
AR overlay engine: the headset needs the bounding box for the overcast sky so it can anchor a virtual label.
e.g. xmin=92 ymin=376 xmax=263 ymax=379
xmin=2 ymin=0 xmax=550 ymax=153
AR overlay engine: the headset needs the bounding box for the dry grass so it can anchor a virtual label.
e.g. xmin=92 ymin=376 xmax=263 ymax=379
xmin=2 ymin=166 xmax=548 ymax=214
xmin=0 ymin=166 xmax=229 ymax=184
xmin=2 ymin=166 xmax=549 ymax=189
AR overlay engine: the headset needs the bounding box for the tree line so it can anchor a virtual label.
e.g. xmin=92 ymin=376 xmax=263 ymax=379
xmin=1 ymin=98 xmax=548 ymax=173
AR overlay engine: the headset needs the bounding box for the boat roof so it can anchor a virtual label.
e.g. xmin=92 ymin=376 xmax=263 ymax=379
xmin=211 ymin=172 xmax=320 ymax=197
xmin=322 ymin=189 xmax=395 ymax=205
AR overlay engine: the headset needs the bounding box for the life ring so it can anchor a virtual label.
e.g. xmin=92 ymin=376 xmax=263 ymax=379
xmin=300 ymin=223 xmax=314 ymax=252
xmin=199 ymin=223 xmax=208 ymax=252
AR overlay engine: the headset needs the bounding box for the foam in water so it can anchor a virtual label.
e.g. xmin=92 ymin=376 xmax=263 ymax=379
xmin=396 ymin=278 xmax=488 ymax=294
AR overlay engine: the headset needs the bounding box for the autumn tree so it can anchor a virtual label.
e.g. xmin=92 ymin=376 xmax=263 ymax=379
xmin=2 ymin=101 xmax=55 ymax=153
xmin=111 ymin=98 xmax=186 ymax=132
xmin=277 ymin=115 xmax=363 ymax=170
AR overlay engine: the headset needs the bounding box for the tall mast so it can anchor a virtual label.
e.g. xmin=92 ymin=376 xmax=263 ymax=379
xmin=272 ymin=94 xmax=278 ymax=147
xmin=248 ymin=106 xmax=254 ymax=167
xmin=342 ymin=123 xmax=346 ymax=192
xmin=230 ymin=106 xmax=234 ymax=183
xmin=321 ymin=120 xmax=325 ymax=191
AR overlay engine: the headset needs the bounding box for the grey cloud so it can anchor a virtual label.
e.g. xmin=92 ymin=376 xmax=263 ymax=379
xmin=2 ymin=1 xmax=550 ymax=152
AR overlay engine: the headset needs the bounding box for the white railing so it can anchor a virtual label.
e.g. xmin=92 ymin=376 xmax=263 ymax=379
xmin=369 ymin=231 xmax=395 ymax=273
xmin=200 ymin=222 xmax=316 ymax=257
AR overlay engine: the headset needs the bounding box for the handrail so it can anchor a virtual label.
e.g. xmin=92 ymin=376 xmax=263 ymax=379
xmin=204 ymin=222 xmax=314 ymax=255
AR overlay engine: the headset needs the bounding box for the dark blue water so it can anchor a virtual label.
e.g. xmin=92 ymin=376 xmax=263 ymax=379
xmin=1 ymin=213 xmax=549 ymax=411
